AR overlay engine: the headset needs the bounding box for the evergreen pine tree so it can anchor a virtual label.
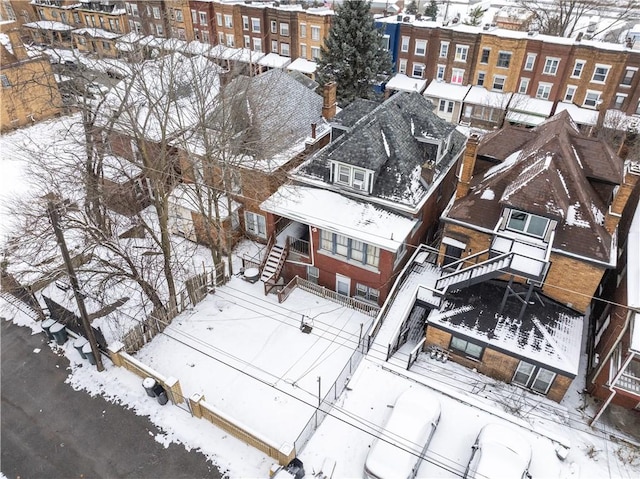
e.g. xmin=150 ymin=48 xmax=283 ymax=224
xmin=316 ymin=0 xmax=393 ymax=106
xmin=405 ymin=0 xmax=418 ymax=15
xmin=463 ymin=6 xmax=487 ymax=26
xmin=424 ymin=0 xmax=438 ymax=19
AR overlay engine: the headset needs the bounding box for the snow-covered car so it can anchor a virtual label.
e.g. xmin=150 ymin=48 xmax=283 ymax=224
xmin=465 ymin=423 xmax=532 ymax=479
xmin=364 ymin=387 xmax=441 ymax=479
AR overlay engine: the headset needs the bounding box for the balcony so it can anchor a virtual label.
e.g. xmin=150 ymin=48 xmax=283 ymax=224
xmin=615 ymin=359 xmax=640 ymax=396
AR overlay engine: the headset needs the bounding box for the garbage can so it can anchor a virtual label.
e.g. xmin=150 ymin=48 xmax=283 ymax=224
xmin=41 ymin=318 xmax=56 ymax=341
xmin=73 ymin=337 xmax=89 ymax=359
xmin=152 ymin=383 xmax=168 ymax=405
xmin=143 ymin=377 xmax=157 ymax=397
xmin=82 ymin=342 xmax=97 ymax=365
xmin=49 ymin=322 xmax=68 ymax=345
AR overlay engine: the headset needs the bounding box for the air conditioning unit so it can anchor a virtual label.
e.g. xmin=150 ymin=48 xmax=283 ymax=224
xmin=353 ymin=179 xmax=364 ymax=190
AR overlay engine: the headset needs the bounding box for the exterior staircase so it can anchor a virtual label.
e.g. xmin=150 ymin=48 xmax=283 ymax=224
xmin=434 ymin=251 xmax=513 ymax=296
xmin=261 ymin=242 xmax=288 ymax=295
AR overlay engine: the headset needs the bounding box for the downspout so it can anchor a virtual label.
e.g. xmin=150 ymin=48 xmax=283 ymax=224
xmin=309 ymin=225 xmax=316 ymax=267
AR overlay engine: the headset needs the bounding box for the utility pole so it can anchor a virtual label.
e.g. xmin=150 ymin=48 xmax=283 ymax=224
xmin=47 ymin=201 xmax=104 ymax=372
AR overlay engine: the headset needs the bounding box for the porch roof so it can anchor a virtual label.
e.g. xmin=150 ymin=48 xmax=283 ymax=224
xmin=261 ymin=185 xmax=417 ymax=252
xmin=630 ymin=203 xmax=640 ymax=352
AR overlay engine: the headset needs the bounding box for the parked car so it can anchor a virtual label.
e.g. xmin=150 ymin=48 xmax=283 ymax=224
xmin=465 ymin=423 xmax=532 ymax=479
xmin=364 ymin=387 xmax=442 ymax=479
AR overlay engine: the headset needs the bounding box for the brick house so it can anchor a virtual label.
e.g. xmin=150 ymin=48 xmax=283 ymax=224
xmin=188 ymin=0 xmax=215 ymax=44
xmin=423 ymin=111 xmax=639 ymax=401
xmin=238 ymin=3 xmax=266 ymax=53
xmin=1 ymin=30 xmax=62 ymax=132
xmin=260 ymin=91 xmax=466 ymax=304
xmin=125 ymin=1 xmax=169 ymax=38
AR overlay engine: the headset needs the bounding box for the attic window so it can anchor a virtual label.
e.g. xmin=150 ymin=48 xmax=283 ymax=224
xmin=506 ymin=210 xmax=549 ymax=238
xmin=333 ymin=162 xmax=368 ymax=192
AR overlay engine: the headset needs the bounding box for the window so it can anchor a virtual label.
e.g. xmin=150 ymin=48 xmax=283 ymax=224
xmin=175 ymin=9 xmax=183 ymax=22
xmin=543 ymin=57 xmax=560 ymax=75
xmin=382 ymin=34 xmax=390 ymax=51
xmin=497 ymin=51 xmax=511 ymax=68
xmin=415 ymin=39 xmax=426 ymax=55
xmin=621 ymin=67 xmax=636 ymax=86
xmin=564 ymin=85 xmax=576 ymax=102
xmin=270 ymin=20 xmax=277 ymax=33
xmin=280 ymin=43 xmax=290 ymax=57
xmin=592 ymin=64 xmax=610 ymax=83
xmin=506 ymin=210 xmax=549 ymax=237
xmin=226 ymin=35 xmax=235 ymax=47
xmin=455 ymin=45 xmax=468 ymax=62
xmin=300 ymin=43 xmax=307 ymax=58
xmin=156 ymin=24 xmax=164 ymax=36
xmin=311 ymin=46 xmax=320 ymax=60
xmin=524 ymin=53 xmax=536 ymax=71
xmin=199 ymin=12 xmax=207 ymax=26
xmin=224 ymin=14 xmax=232 ymax=28
xmin=513 ymin=361 xmax=556 ymax=395
xmin=536 ymin=82 xmax=552 ymax=100
xmin=244 ymin=35 xmax=250 ymax=48
xmin=242 ymin=15 xmax=249 ymax=30
xmin=271 ymin=40 xmax=278 ymax=53
xmin=307 ymin=266 xmax=319 ymax=284
xmin=102 ymin=41 xmax=110 ymax=50
xmin=1 ymin=74 xmax=11 ymax=88
xmin=401 ymin=36 xmax=409 ymax=52
xmin=439 ymin=41 xmax=449 ymax=58
xmin=518 ymin=78 xmax=529 ymax=94
xmin=477 ymin=72 xmax=485 ymax=86
xmin=218 ymin=32 xmax=224 ymax=44
xmin=614 ymin=93 xmax=627 ymax=109
xmin=412 ymin=63 xmax=425 ymax=78
xmin=280 ymin=22 xmax=289 ymax=36
xmin=73 ymin=12 xmax=80 ymax=23
xmin=253 ymin=38 xmax=262 ymax=52
xmin=216 ymin=13 xmax=222 ymax=26
xmin=480 ymin=48 xmax=490 ymax=64
xmin=311 ymin=25 xmax=320 ymax=40
xmin=436 ymin=65 xmax=445 ymax=81
xmin=355 ymin=283 xmax=379 ymax=303
xmin=153 ymin=7 xmax=160 ymax=19
xmin=450 ymin=337 xmax=483 ymax=360
xmin=202 ymin=30 xmax=209 ymax=43
xmin=251 ymin=18 xmax=260 ymax=33
xmin=320 ymin=231 xmax=380 ymax=267
xmin=244 ymin=212 xmax=266 ymax=238
xmin=583 ymin=90 xmax=602 ymax=108
xmin=399 ymin=59 xmax=407 ymax=74
xmin=571 ymin=60 xmax=585 ymax=78
xmin=492 ymin=75 xmax=506 ymax=91
xmin=130 ymin=3 xmax=138 ymax=16
xmin=300 ymin=23 xmax=306 ymax=38
xmin=451 ymin=68 xmax=464 ymax=85
xmin=191 ymin=9 xmax=197 ymax=23
xmin=439 ymin=100 xmax=454 ymax=113
xmin=636 ymin=100 xmax=640 ymax=115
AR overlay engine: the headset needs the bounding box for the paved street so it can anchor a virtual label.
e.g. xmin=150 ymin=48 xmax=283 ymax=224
xmin=1 ymin=320 xmax=220 ymax=479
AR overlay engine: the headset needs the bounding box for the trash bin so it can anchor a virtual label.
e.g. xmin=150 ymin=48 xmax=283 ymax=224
xmin=49 ymin=322 xmax=68 ymax=345
xmin=82 ymin=342 xmax=97 ymax=365
xmin=143 ymin=377 xmax=157 ymax=397
xmin=73 ymin=337 xmax=89 ymax=359
xmin=156 ymin=390 xmax=168 ymax=406
xmin=41 ymin=318 xmax=56 ymax=341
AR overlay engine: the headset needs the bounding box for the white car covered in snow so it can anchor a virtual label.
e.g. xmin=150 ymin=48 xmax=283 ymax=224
xmin=465 ymin=423 xmax=532 ymax=479
xmin=363 ymin=387 xmax=441 ymax=479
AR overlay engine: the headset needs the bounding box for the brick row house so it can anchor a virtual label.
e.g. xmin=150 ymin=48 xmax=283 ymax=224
xmin=417 ymin=112 xmax=639 ymax=402
xmin=260 ymin=91 xmax=466 ymax=305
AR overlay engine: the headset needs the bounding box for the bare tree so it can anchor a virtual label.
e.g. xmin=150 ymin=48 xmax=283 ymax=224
xmin=518 ymin=0 xmax=640 ymax=38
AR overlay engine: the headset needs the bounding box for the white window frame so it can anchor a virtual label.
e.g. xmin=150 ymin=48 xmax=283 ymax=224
xmin=271 ymin=40 xmax=278 ymax=53
xmin=300 ymin=43 xmax=307 ymax=58
xmin=251 ymin=18 xmax=260 ymax=33
xmin=242 ymin=15 xmax=249 ymax=30
xmin=311 ymin=25 xmax=320 ymax=41
xmin=477 ymin=71 xmax=485 ymax=86
xmin=492 ymin=75 xmax=506 ymax=91
xmin=614 ymin=93 xmax=627 ymax=109
xmin=518 ymin=78 xmax=529 ymax=94
xmin=621 ymin=67 xmax=637 ymax=86
xmin=415 ymin=39 xmax=427 ymax=56
xmin=436 ymin=65 xmax=445 ymax=81
xmin=571 ymin=60 xmax=585 ymax=78
xmin=451 ymin=68 xmax=464 ymax=85
xmin=591 ymin=64 xmax=610 ymax=83
xmin=216 ymin=13 xmax=222 ymax=26
xmin=455 ymin=45 xmax=468 ymax=62
xmin=311 ymin=46 xmax=320 ymax=60
xmin=536 ymin=82 xmax=552 ymax=100
xmin=412 ymin=63 xmax=425 ymax=79
xmin=583 ymin=89 xmax=602 ymax=108
xmin=199 ymin=11 xmax=207 ymax=26
xmin=224 ymin=14 xmax=233 ymax=28
xmin=280 ymin=42 xmax=290 ymax=57
xmin=564 ymin=85 xmax=576 ymax=102
xmin=399 ymin=59 xmax=407 ymax=74
xmin=253 ymin=38 xmax=262 ymax=52
xmin=300 ymin=23 xmax=306 ymax=38
xmin=543 ymin=57 xmax=560 ymax=75
xmin=524 ymin=53 xmax=536 ymax=71
xmin=244 ymin=211 xmax=266 ymax=238
xmin=270 ymin=20 xmax=277 ymax=33
xmin=506 ymin=210 xmax=549 ymax=238
xmin=280 ymin=22 xmax=289 ymax=37
xmin=496 ymin=51 xmax=511 ymax=68
xmin=480 ymin=47 xmax=490 ymax=64
xmin=439 ymin=41 xmax=449 ymax=58
xmin=401 ymin=36 xmax=409 ymax=53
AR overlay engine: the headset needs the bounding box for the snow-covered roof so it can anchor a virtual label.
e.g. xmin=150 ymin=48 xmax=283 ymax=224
xmin=509 ymin=94 xmax=553 ymax=116
xmin=554 ymin=103 xmax=598 ymax=126
xmin=24 ymin=21 xmax=73 ymax=31
xmin=386 ymin=73 xmax=427 ymax=93
xmin=257 ymin=53 xmax=291 ymax=69
xmin=629 ymin=202 xmax=640 ymax=352
xmin=73 ymin=28 xmax=120 ymax=39
xmin=168 ymin=184 xmax=239 ymax=219
xmin=286 ymin=57 xmax=317 ymax=75
xmin=465 ymin=86 xmax=512 ymax=106
xmin=261 ymin=185 xmax=417 ymax=251
xmin=423 ymin=81 xmax=470 ymax=102
xmin=505 ymin=111 xmax=548 ymax=126
xmin=184 ymin=40 xmax=213 ymax=56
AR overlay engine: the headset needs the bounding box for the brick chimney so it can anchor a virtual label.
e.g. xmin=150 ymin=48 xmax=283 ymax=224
xmin=455 ymin=133 xmax=481 ymax=199
xmin=604 ymin=162 xmax=640 ymax=235
xmin=7 ymin=30 xmax=29 ymax=61
xmin=322 ymin=81 xmax=337 ymax=120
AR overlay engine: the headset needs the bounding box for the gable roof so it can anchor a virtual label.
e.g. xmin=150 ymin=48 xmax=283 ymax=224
xmin=295 ymin=91 xmax=466 ymax=210
xmin=447 ymin=111 xmax=624 ymax=263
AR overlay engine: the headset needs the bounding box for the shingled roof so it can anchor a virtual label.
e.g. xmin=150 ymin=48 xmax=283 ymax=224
xmin=447 ymin=111 xmax=624 ymax=263
xmin=295 ymin=91 xmax=466 ymax=209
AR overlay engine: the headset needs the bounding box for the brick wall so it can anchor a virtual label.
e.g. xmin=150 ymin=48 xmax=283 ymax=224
xmin=543 ymin=253 xmax=605 ymax=313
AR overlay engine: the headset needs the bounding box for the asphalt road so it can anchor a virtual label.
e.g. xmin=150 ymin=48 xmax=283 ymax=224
xmin=1 ymin=320 xmax=221 ymax=479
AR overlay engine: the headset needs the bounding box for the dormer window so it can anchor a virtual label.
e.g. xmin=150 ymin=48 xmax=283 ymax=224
xmin=332 ymin=162 xmax=370 ymax=192
xmin=506 ymin=210 xmax=549 ymax=238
